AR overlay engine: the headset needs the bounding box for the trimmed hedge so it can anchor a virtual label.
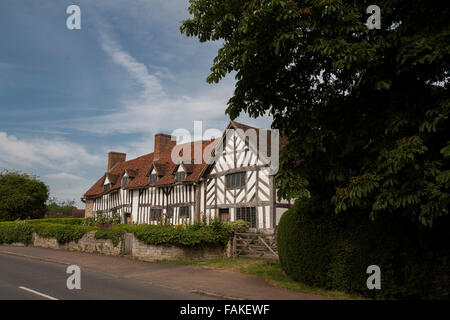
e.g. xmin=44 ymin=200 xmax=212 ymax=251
xmin=0 ymin=218 xmax=249 ymax=248
xmin=95 ymin=226 xmax=127 ymax=246
xmin=277 ymin=198 xmax=450 ymax=299
xmin=0 ymin=221 xmax=34 ymax=245
xmin=32 ymin=223 xmax=95 ymax=244
xmin=29 ymin=218 xmax=85 ymax=225
xmin=94 ymin=219 xmax=249 ymax=248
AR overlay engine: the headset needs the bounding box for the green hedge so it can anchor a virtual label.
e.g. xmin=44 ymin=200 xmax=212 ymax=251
xmin=0 ymin=218 xmax=247 ymax=248
xmin=95 ymin=219 xmax=248 ymax=248
xmin=32 ymin=223 xmax=95 ymax=244
xmin=0 ymin=221 xmax=34 ymax=245
xmin=277 ymin=198 xmax=450 ymax=299
xmin=29 ymin=218 xmax=85 ymax=225
xmin=95 ymin=226 xmax=127 ymax=246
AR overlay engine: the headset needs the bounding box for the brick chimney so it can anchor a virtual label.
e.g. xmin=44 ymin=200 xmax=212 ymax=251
xmin=154 ymin=133 xmax=176 ymax=160
xmin=107 ymin=152 xmax=126 ymax=171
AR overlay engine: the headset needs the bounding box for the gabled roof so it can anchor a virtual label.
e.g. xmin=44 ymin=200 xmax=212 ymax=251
xmin=197 ymin=120 xmax=286 ymax=178
xmin=84 ymin=153 xmax=154 ymax=197
xmin=83 ymin=121 xmax=285 ymax=198
xmin=124 ymin=168 xmax=137 ymax=178
xmin=84 ymin=139 xmax=218 ymax=197
xmin=150 ymin=139 xmax=217 ymax=187
xmin=105 ymin=173 xmax=119 ymax=185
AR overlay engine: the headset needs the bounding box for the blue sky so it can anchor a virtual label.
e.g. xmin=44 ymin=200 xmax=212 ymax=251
xmin=0 ymin=0 xmax=272 ymax=206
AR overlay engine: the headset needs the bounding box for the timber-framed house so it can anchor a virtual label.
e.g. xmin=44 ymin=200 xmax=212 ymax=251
xmin=83 ymin=121 xmax=293 ymax=231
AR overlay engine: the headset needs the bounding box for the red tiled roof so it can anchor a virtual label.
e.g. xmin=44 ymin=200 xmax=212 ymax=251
xmin=84 ymin=139 xmax=218 ymax=197
xmin=151 ymin=139 xmax=218 ymax=187
xmin=84 ymin=153 xmax=154 ymax=197
xmin=83 ymin=121 xmax=284 ymax=198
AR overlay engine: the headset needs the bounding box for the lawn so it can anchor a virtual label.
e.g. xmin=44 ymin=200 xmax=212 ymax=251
xmin=158 ymin=257 xmax=364 ymax=300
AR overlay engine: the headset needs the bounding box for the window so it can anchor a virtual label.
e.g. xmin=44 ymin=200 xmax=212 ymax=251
xmin=150 ymin=209 xmax=162 ymax=221
xmin=226 ymin=172 xmax=245 ymax=189
xmin=167 ymin=207 xmax=173 ymax=218
xmin=121 ymin=176 xmax=129 ymax=187
xmin=179 ymin=206 xmax=189 ymax=218
xmin=236 ymin=207 xmax=256 ymax=228
xmin=149 ymin=174 xmax=158 ymax=185
xmin=103 ymin=183 xmax=111 ymax=192
xmin=175 ymin=172 xmax=186 ymax=182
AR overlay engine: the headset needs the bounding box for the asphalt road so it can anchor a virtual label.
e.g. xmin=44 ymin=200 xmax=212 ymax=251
xmin=0 ymin=253 xmax=206 ymax=300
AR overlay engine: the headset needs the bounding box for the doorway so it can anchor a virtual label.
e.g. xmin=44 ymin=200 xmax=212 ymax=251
xmin=219 ymin=208 xmax=230 ymax=222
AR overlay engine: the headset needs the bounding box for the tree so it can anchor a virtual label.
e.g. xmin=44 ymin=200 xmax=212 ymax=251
xmin=46 ymin=197 xmax=77 ymax=218
xmin=0 ymin=171 xmax=49 ymax=220
xmin=181 ymin=0 xmax=449 ymax=227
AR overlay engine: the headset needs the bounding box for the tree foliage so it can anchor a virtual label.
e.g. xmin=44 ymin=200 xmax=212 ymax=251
xmin=181 ymin=0 xmax=450 ymax=226
xmin=0 ymin=171 xmax=49 ymax=220
xmin=46 ymin=197 xmax=76 ymax=218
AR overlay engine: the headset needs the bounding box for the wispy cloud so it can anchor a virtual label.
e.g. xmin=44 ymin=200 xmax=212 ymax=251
xmin=64 ymin=32 xmax=234 ymax=137
xmin=100 ymin=32 xmax=166 ymax=102
xmin=0 ymin=1 xmax=273 ymax=207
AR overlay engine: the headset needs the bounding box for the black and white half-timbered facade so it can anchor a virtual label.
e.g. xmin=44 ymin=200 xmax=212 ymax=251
xmin=83 ymin=121 xmax=293 ymax=232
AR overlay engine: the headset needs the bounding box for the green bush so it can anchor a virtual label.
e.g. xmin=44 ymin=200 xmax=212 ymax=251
xmin=95 ymin=227 xmax=126 ymax=246
xmin=83 ymin=212 xmax=121 ymax=226
xmin=32 ymin=222 xmax=95 ymax=244
xmin=0 ymin=219 xmax=94 ymax=245
xmin=129 ymin=224 xmax=230 ymax=247
xmin=277 ymin=199 xmax=450 ymax=299
xmin=29 ymin=218 xmax=84 ymax=225
xmin=0 ymin=217 xmax=240 ymax=249
xmin=0 ymin=221 xmax=34 ymax=245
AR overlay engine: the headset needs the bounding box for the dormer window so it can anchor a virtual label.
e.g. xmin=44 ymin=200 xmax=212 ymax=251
xmin=149 ymin=174 xmax=158 ymax=185
xmin=103 ymin=176 xmax=111 ymax=192
xmin=175 ymin=172 xmax=186 ymax=182
xmin=121 ymin=176 xmax=129 ymax=187
xmin=103 ymin=183 xmax=111 ymax=192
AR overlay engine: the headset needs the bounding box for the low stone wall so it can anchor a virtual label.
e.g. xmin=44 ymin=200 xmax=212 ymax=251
xmin=131 ymin=235 xmax=224 ymax=261
xmin=33 ymin=231 xmax=121 ymax=256
xmin=30 ymin=232 xmax=226 ymax=261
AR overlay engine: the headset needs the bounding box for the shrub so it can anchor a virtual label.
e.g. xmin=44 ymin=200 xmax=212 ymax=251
xmin=130 ymin=225 xmax=221 ymax=247
xmin=32 ymin=223 xmax=95 ymax=244
xmin=222 ymin=220 xmax=250 ymax=233
xmin=95 ymin=227 xmax=126 ymax=246
xmin=277 ymin=198 xmax=450 ymax=299
xmin=0 ymin=217 xmax=241 ymax=249
xmin=29 ymin=218 xmax=84 ymax=225
xmin=83 ymin=212 xmax=121 ymax=226
xmin=0 ymin=221 xmax=34 ymax=245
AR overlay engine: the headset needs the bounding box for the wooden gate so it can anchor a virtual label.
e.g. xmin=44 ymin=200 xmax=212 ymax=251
xmin=122 ymin=233 xmax=133 ymax=255
xmin=232 ymin=232 xmax=278 ymax=259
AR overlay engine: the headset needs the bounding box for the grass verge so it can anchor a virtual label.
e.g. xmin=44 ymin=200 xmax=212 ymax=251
xmin=159 ymin=257 xmax=364 ymax=300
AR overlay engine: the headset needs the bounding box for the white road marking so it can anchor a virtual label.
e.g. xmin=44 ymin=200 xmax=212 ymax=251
xmin=18 ymin=286 xmax=59 ymax=300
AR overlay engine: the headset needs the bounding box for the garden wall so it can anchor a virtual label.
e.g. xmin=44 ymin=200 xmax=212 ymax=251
xmin=32 ymin=231 xmax=121 ymax=255
xmin=28 ymin=232 xmax=225 ymax=260
xmin=130 ymin=234 xmax=224 ymax=261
